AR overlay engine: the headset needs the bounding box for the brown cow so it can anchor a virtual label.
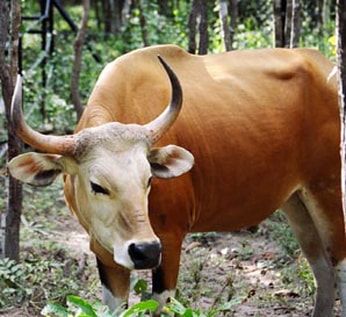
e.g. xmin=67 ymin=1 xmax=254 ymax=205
xmin=7 ymin=45 xmax=346 ymax=317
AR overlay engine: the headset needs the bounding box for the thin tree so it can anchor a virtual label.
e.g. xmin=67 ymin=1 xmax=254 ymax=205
xmin=0 ymin=0 xmax=22 ymax=261
xmin=135 ymin=0 xmax=149 ymax=47
xmin=103 ymin=0 xmax=112 ymax=34
xmin=188 ymin=0 xmax=209 ymax=55
xmin=337 ymin=0 xmax=346 ymax=233
xmin=290 ymin=0 xmax=300 ymax=48
xmin=285 ymin=0 xmax=292 ymax=47
xmin=273 ymin=0 xmax=285 ymax=47
xmin=218 ymin=0 xmax=231 ymax=51
xmin=229 ymin=0 xmax=238 ymax=50
xmin=317 ymin=0 xmax=324 ymax=37
xmin=121 ymin=0 xmax=132 ymax=28
xmin=198 ymin=0 xmax=208 ymax=55
xmin=188 ymin=0 xmax=199 ymax=54
xmin=109 ymin=0 xmax=117 ymax=34
xmin=71 ymin=0 xmax=90 ymax=121
xmin=274 ymin=0 xmax=300 ymax=48
xmin=322 ymin=0 xmax=331 ymax=28
xmin=93 ymin=0 xmax=102 ymax=31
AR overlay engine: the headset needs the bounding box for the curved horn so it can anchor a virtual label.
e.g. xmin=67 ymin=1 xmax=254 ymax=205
xmin=145 ymin=56 xmax=183 ymax=143
xmin=11 ymin=75 xmax=76 ymax=155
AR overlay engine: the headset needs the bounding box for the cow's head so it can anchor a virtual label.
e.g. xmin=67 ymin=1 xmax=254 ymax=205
xmin=7 ymin=57 xmax=194 ymax=270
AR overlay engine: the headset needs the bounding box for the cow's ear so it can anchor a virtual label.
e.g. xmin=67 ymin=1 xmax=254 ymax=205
xmin=148 ymin=145 xmax=194 ymax=179
xmin=7 ymin=152 xmax=76 ymax=186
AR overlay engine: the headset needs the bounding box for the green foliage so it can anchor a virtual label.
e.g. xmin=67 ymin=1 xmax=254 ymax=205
xmin=296 ymin=257 xmax=315 ymax=295
xmin=0 ymin=258 xmax=28 ymax=307
xmin=41 ymin=303 xmax=69 ymax=317
xmin=133 ymin=279 xmax=148 ymax=296
xmin=42 ymin=295 xmax=114 ymax=317
xmin=266 ymin=211 xmax=300 ymax=258
xmin=266 ymin=211 xmax=315 ymax=297
xmin=120 ymin=300 xmax=159 ymax=317
xmin=118 ymin=1 xmax=190 ymax=51
xmin=41 ymin=294 xmax=244 ymax=317
xmin=0 ymin=249 xmax=91 ymax=310
xmin=42 ymin=296 xmax=158 ymax=317
xmin=13 ymin=0 xmax=336 ymax=138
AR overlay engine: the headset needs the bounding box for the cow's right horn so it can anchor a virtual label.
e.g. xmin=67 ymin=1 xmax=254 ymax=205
xmin=11 ymin=75 xmax=76 ymax=156
xmin=145 ymin=56 xmax=183 ymax=143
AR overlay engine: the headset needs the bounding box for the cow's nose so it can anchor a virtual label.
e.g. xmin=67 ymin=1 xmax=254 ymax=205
xmin=128 ymin=241 xmax=162 ymax=269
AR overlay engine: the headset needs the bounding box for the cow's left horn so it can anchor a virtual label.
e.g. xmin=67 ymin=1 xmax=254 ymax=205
xmin=145 ymin=56 xmax=183 ymax=143
xmin=11 ymin=75 xmax=76 ymax=156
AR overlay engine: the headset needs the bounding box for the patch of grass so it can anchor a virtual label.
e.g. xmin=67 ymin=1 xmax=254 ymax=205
xmin=0 ymin=179 xmax=99 ymax=315
xmin=265 ymin=210 xmax=300 ymax=259
xmin=279 ymin=255 xmax=315 ymax=297
xmin=296 ymin=256 xmax=315 ymax=296
xmin=0 ymin=247 xmax=98 ymax=313
xmin=264 ymin=211 xmax=315 ymax=297
xmin=237 ymin=241 xmax=254 ymax=261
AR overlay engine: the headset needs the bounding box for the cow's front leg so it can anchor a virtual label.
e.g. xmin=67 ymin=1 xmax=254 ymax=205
xmin=96 ymin=257 xmax=130 ymax=311
xmin=152 ymin=233 xmax=184 ymax=314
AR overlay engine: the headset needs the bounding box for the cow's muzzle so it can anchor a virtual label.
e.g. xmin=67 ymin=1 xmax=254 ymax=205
xmin=128 ymin=241 xmax=162 ymax=269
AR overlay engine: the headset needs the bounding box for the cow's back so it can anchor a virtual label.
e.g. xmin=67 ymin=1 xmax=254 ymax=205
xmin=76 ymin=45 xmax=339 ymax=233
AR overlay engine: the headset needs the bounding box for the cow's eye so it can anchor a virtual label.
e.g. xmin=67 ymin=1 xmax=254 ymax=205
xmin=90 ymin=182 xmax=109 ymax=195
xmin=147 ymin=177 xmax=153 ymax=188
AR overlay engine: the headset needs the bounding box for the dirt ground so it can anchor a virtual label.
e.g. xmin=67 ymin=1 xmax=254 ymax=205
xmin=0 ymin=180 xmax=342 ymax=316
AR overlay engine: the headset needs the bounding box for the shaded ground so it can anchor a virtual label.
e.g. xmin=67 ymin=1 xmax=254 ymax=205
xmin=0 ymin=178 xmax=342 ymax=316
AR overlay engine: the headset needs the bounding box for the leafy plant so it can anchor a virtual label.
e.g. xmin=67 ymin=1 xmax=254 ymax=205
xmin=0 ymin=247 xmax=96 ymax=312
xmin=41 ymin=294 xmax=244 ymax=317
xmin=0 ymin=258 xmax=28 ymax=307
xmin=41 ymin=296 xmax=158 ymax=317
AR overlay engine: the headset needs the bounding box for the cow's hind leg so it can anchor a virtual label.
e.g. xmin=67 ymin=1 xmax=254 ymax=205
xmin=299 ymin=184 xmax=346 ymax=317
xmin=282 ymin=193 xmax=335 ymax=317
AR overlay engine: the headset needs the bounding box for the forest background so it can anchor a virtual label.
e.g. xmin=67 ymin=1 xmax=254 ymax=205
xmin=0 ymin=0 xmax=345 ymax=316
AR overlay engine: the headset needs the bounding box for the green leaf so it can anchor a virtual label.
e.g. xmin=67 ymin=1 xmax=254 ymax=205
xmin=41 ymin=303 xmax=69 ymax=317
xmin=67 ymin=295 xmax=97 ymax=317
xmin=166 ymin=297 xmax=186 ymax=314
xmin=133 ymin=279 xmax=148 ymax=295
xmin=218 ymin=297 xmax=244 ymax=311
xmin=119 ymin=300 xmax=159 ymax=317
xmin=183 ymin=308 xmax=194 ymax=317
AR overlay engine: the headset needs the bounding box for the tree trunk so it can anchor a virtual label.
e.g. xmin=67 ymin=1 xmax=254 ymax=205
xmin=317 ymin=0 xmax=324 ymax=27
xmin=188 ymin=0 xmax=199 ymax=54
xmin=0 ymin=0 xmax=22 ymax=261
xmin=289 ymin=0 xmax=300 ymax=48
xmin=71 ymin=0 xmax=89 ymax=121
xmin=322 ymin=0 xmax=330 ymax=28
xmin=112 ymin=0 xmax=125 ymax=34
xmin=94 ymin=0 xmax=102 ymax=31
xmin=198 ymin=0 xmax=208 ymax=55
xmin=218 ymin=0 xmax=231 ymax=51
xmin=158 ymin=0 xmax=171 ymax=17
xmin=337 ymin=0 xmax=346 ymax=227
xmin=135 ymin=0 xmax=149 ymax=47
xmin=273 ymin=0 xmax=286 ymax=47
xmin=229 ymin=0 xmax=238 ymax=50
xmin=284 ymin=0 xmax=292 ymax=47
xmin=121 ymin=0 xmax=131 ymax=29
xmin=103 ymin=0 xmax=111 ymax=34
xmin=109 ymin=0 xmax=117 ymax=34
xmin=317 ymin=0 xmax=324 ymax=40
